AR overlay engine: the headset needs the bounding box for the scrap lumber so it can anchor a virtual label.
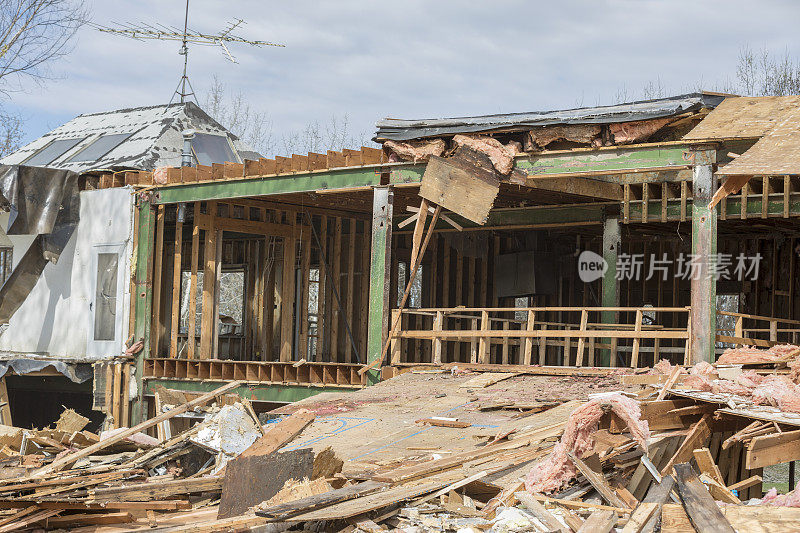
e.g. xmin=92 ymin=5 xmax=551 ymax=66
xmin=660 ymin=413 xmax=712 ymax=475
xmin=621 ymin=502 xmax=659 ymax=533
xmin=239 ymin=409 xmax=315 ymax=458
xmin=673 ymin=463 xmax=735 ymax=533
xmin=415 ymin=417 xmax=471 ymax=428
xmin=567 ymin=452 xmax=630 ymax=509
xmin=46 ymin=512 xmax=133 ymax=527
xmin=745 ymin=428 xmax=800 ymax=469
xmin=656 ymin=366 xmax=682 ymax=401
xmin=637 ymin=474 xmax=676 ymax=533
xmin=0 ymin=508 xmax=60 ymax=533
xmin=54 ymin=408 xmax=89 ymax=433
xmin=516 ymin=491 xmax=569 ymax=533
xmin=89 ymin=476 xmax=223 ymax=502
xmin=37 ymin=380 xmax=243 ymax=475
xmin=256 ymin=480 xmax=387 ymax=521
xmin=218 ymin=448 xmax=313 ymax=519
xmin=459 ymin=372 xmax=519 ymax=389
xmin=692 ymin=447 xmax=725 ymax=486
xmin=698 ymin=474 xmax=740 ymax=504
xmin=576 ymin=509 xmax=617 ymax=533
xmin=727 ymin=474 xmax=762 ymax=492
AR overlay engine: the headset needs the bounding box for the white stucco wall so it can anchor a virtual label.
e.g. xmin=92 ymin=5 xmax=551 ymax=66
xmin=0 ymin=187 xmax=135 ymax=360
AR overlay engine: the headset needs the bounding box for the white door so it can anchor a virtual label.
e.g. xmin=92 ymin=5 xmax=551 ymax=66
xmin=87 ymin=243 xmax=126 ymax=358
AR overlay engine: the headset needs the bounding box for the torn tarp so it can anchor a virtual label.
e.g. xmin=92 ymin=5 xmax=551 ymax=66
xmin=0 ymin=165 xmax=80 ymax=323
xmin=0 ymin=358 xmax=92 ymax=383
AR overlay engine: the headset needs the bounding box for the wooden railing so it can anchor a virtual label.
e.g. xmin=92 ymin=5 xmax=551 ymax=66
xmin=716 ymin=311 xmax=800 ymax=348
xmin=390 ymin=307 xmax=692 ymax=369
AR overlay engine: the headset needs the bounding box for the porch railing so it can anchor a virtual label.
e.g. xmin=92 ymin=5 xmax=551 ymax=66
xmin=390 ymin=306 xmax=692 ymax=369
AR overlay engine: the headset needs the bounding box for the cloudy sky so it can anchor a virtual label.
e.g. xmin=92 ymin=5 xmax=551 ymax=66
xmin=6 ymin=0 xmax=800 ymax=153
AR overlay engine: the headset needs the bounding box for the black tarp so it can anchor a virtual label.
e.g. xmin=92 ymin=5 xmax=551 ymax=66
xmin=0 ymin=165 xmax=80 ymax=323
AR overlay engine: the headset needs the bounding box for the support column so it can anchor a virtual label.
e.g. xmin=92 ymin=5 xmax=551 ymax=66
xmin=690 ymin=156 xmax=718 ymax=363
xmin=365 ymin=186 xmax=393 ymax=385
xmin=131 ymin=196 xmax=156 ymax=424
xmin=600 ymin=215 xmax=620 ymax=366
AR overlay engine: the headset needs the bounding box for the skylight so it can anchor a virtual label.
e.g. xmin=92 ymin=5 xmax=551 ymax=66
xmin=68 ymin=133 xmax=133 ymax=162
xmin=23 ymin=138 xmax=84 ymax=166
xmin=192 ymin=133 xmax=238 ymax=166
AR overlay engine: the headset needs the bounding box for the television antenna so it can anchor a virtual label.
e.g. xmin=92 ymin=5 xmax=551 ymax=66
xmin=89 ymin=0 xmax=284 ymax=103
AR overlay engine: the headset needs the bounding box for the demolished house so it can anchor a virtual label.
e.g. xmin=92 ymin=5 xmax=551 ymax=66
xmin=0 ymin=92 xmax=800 ymax=530
xmin=0 ymin=102 xmax=260 ymax=431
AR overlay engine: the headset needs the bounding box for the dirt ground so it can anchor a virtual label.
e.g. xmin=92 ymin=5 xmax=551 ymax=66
xmin=270 ymin=370 xmax=632 ymax=477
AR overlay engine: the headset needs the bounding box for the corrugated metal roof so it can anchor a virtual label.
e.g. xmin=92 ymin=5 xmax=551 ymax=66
xmin=1 ymin=102 xmax=261 ymax=173
xmin=374 ymin=92 xmax=727 ymax=141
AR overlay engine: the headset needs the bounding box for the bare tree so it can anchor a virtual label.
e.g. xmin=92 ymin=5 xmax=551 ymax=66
xmin=0 ymin=111 xmax=23 ymax=157
xmin=735 ymin=45 xmax=800 ymax=96
xmin=203 ymin=75 xmax=373 ymax=158
xmin=0 ymin=0 xmax=87 ymax=94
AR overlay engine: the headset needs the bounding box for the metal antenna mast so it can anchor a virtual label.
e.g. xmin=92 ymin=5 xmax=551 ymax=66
xmin=89 ymin=1 xmax=284 ymax=103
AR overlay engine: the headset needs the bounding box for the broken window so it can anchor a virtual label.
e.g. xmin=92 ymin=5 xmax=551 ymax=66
xmin=23 ymin=137 xmax=85 ymax=166
xmin=179 ymin=269 xmax=246 ymax=335
xmin=397 ymin=262 xmax=422 ymax=308
xmin=93 ymin=252 xmax=119 ymax=341
xmin=0 ymin=247 xmax=11 ymax=286
xmin=191 ymin=133 xmax=238 ymax=166
xmin=68 ymin=133 xmax=132 ymax=162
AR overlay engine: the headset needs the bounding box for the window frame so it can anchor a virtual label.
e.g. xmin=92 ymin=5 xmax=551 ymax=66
xmin=86 ymin=242 xmax=126 ymax=358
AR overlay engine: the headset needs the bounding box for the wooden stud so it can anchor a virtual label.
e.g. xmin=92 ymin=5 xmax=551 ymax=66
xmin=187 ymin=203 xmax=200 ymax=360
xmin=169 ymin=212 xmax=183 ymax=358
xmin=317 ymin=216 xmax=328 ymax=361
xmin=576 ymin=309 xmax=589 ymax=366
xmin=432 ymin=311 xmax=443 ymax=364
xmin=631 ymin=309 xmax=643 ymax=368
xmin=200 ymin=202 xmax=218 ymax=359
xmin=152 ymin=206 xmax=165 ymax=357
xmin=346 ymin=219 xmax=356 ymax=362
xmin=330 ymin=217 xmax=342 ymax=360
xmin=523 ymin=310 xmax=535 ymax=365
xmin=280 ymin=230 xmax=297 ymax=362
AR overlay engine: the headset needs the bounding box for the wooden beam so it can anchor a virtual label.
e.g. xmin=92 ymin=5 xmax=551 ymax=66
xmin=169 ymin=212 xmax=183 ymax=358
xmin=673 ymin=463 xmax=735 ymax=533
xmin=746 ymin=429 xmax=800 ymax=469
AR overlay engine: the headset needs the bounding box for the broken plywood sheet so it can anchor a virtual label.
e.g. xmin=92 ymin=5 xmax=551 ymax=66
xmin=55 ymin=408 xmax=89 ymax=433
xmin=217 ymin=448 xmax=313 ymax=519
xmin=684 ymin=95 xmax=800 ymax=140
xmin=718 ymin=106 xmax=800 ymax=175
xmin=459 ymin=372 xmax=519 ymax=389
xmin=419 ymin=148 xmax=499 ymax=225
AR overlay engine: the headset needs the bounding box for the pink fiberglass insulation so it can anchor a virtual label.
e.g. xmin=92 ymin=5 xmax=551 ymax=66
xmin=691 ymin=361 xmax=715 ymax=376
xmin=452 ymin=134 xmax=521 ymax=175
xmin=524 ymin=393 xmax=650 ymax=494
xmin=717 ymin=344 xmax=800 ymax=365
xmin=751 ymin=375 xmax=800 ymax=413
xmin=682 ymin=374 xmax=713 ymax=392
xmin=383 ymin=139 xmax=446 ymax=163
xmin=649 ymin=359 xmax=676 ymax=375
xmin=790 ymin=358 xmax=800 ymax=384
xmin=762 ymin=483 xmax=800 ymax=506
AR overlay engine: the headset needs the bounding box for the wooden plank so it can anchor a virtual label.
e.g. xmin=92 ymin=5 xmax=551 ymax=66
xmin=239 ymin=409 xmax=314 ymax=458
xmin=330 ymin=217 xmax=342 ymax=360
xmin=187 ymin=202 xmax=200 ymax=359
xmin=524 ymin=310 xmax=535 ymax=365
xmin=459 ymin=372 xmax=518 ymax=389
xmin=170 ymin=214 xmax=183 ymax=358
xmin=419 ymin=151 xmax=499 ymax=225
xmin=256 ymin=480 xmax=388 ymax=521
xmin=621 ymin=502 xmax=659 ymax=533
xmin=281 ymin=231 xmax=297 ymax=362
xmin=0 ymin=508 xmax=59 ymax=533
xmin=152 ymin=205 xmax=165 ymax=356
xmin=36 ymin=380 xmax=243 ymax=475
xmin=692 ymin=447 xmax=725 ymax=486
xmin=317 ymin=216 xmax=327 ymax=361
xmin=673 ymin=463 xmax=735 ymax=533
xmin=567 ymin=452 xmax=630 ymax=509
xmin=345 ymin=219 xmax=356 ymax=362
xmin=516 ymin=491 xmax=569 ymax=533
xmin=0 ymin=378 xmax=11 ymax=426
xmin=199 ymin=203 xmax=218 ymax=359
xmin=576 ymin=509 xmax=617 ymax=533
xmin=746 ymin=428 xmax=800 ymax=469
xmin=90 ymin=476 xmax=223 ymax=502
xmin=299 ymin=236 xmax=312 ymax=361
xmin=576 ymin=309 xmax=588 ymax=366
xmin=638 ymin=474 xmax=676 ymax=533
xmin=218 ymin=448 xmax=313 ymax=519
xmin=660 ymin=504 xmax=696 ymax=533
xmin=661 ymin=414 xmax=712 ymax=475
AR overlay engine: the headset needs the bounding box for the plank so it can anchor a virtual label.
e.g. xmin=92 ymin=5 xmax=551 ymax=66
xmin=187 ymin=203 xmax=200 ymax=359
xmin=218 ymin=448 xmax=313 ymax=519
xmin=661 ymin=414 xmax=712 ymax=475
xmin=567 ymin=452 xmax=629 ymax=509
xmin=256 ymin=480 xmax=387 ymax=521
xmin=621 ymin=502 xmax=659 ymax=533
xmin=638 ymin=474 xmax=676 ymax=533
xmin=746 ymin=428 xmax=800 ymax=469
xmin=170 ymin=215 xmax=183 ymax=357
xmin=459 ymin=372 xmax=519 ymax=389
xmin=0 ymin=508 xmax=59 ymax=533
xmin=516 ymin=491 xmax=569 ymax=533
xmin=239 ymin=409 xmax=314 ymax=458
xmin=576 ymin=509 xmax=617 ymax=533
xmin=89 ymin=477 xmax=222 ymax=502
xmin=692 ymin=447 xmax=725 ymax=486
xmin=37 ymin=381 xmax=242 ymax=475
xmin=673 ymin=463 xmax=735 ymax=533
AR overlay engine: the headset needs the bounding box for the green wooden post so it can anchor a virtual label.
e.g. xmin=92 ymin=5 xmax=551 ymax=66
xmin=131 ymin=196 xmax=156 ymax=423
xmin=600 ymin=215 xmax=620 ymax=366
xmin=365 ymin=186 xmax=393 ymax=385
xmin=690 ymin=153 xmax=717 ymax=363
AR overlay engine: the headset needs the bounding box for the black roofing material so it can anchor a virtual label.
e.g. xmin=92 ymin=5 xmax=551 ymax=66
xmin=374 ymin=93 xmax=727 ymax=141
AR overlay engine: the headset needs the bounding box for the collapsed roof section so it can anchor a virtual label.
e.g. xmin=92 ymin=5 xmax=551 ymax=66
xmin=374 ymin=92 xmax=727 ymax=142
xmin=0 ymin=102 xmax=261 ymax=174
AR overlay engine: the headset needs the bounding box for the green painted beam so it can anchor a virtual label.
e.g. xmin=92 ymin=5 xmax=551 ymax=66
xmin=144 ymin=378 xmax=355 ymax=403
xmin=627 ymin=196 xmax=800 ymax=222
xmin=600 ymin=216 xmax=620 ymax=367
xmin=396 ymin=204 xmax=607 ymax=231
xmin=366 ymin=187 xmax=393 ymax=385
xmin=515 ymin=145 xmax=711 ymax=178
xmin=131 ymin=198 xmax=156 ymax=424
xmin=153 ymin=165 xmax=424 ymax=205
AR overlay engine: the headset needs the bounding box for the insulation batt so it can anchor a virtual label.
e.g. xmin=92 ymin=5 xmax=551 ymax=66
xmin=383 ymin=139 xmax=446 ymax=163
xmin=452 ymin=134 xmax=521 ymax=175
xmin=524 ymin=393 xmax=650 ymax=494
xmin=762 ymin=482 xmax=800 ymax=507
xmin=716 ymin=344 xmax=800 ymax=365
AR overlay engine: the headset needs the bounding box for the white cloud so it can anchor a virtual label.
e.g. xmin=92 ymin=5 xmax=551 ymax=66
xmin=5 ymin=0 xmax=800 ymax=147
